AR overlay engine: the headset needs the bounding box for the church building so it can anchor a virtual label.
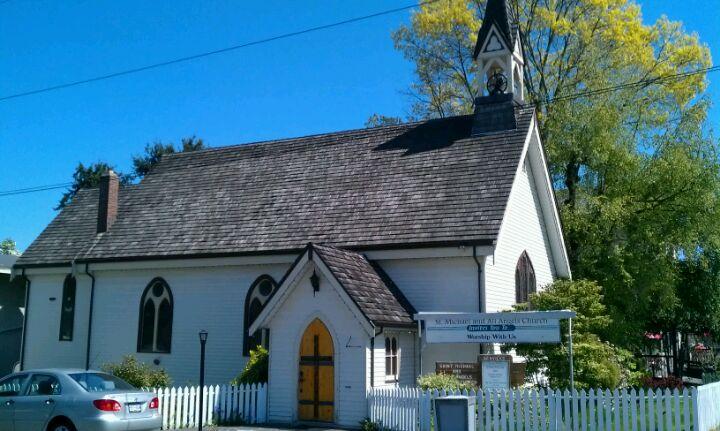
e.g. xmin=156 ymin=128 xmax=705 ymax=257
xmin=13 ymin=0 xmax=570 ymax=427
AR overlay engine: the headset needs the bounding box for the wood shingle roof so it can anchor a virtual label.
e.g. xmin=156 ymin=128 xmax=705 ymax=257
xmin=16 ymin=108 xmax=534 ymax=267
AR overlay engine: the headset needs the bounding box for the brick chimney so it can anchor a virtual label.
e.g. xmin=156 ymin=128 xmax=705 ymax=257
xmin=97 ymin=170 xmax=119 ymax=234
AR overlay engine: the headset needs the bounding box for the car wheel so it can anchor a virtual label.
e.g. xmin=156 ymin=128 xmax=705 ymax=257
xmin=48 ymin=419 xmax=76 ymax=431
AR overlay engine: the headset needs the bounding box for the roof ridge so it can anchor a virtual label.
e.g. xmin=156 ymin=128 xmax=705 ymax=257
xmin=162 ymin=115 xmax=474 ymax=161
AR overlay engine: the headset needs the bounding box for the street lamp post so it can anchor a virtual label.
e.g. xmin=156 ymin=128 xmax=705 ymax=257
xmin=198 ymin=330 xmax=208 ymax=431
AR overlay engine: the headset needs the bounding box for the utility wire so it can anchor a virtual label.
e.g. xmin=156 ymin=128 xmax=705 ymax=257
xmin=3 ymin=65 xmax=718 ymax=198
xmin=0 ymin=182 xmax=73 ymax=197
xmin=525 ymin=65 xmax=720 ymax=108
xmin=0 ymin=1 xmax=438 ymax=102
xmin=3 ymin=64 xmax=714 ymax=199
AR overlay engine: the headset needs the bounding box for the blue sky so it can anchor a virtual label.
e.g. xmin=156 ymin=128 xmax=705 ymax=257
xmin=1 ymin=0 xmax=718 ymax=252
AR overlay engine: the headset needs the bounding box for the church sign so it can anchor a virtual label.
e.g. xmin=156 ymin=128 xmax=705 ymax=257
xmin=436 ymin=362 xmax=480 ymax=385
xmin=416 ymin=311 xmax=576 ymax=344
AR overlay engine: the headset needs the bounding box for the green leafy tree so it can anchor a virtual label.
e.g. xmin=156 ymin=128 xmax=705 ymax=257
xmin=508 ymin=279 xmax=641 ymax=388
xmin=382 ymin=0 xmax=719 ymax=351
xmin=365 ymin=114 xmax=404 ymax=128
xmin=0 ymin=238 xmax=19 ymax=256
xmin=132 ymin=136 xmax=205 ymax=179
xmin=651 ymin=248 xmax=720 ymax=375
xmin=56 ymin=162 xmax=131 ymax=210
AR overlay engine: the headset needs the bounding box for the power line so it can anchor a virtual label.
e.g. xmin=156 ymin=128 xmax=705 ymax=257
xmin=527 ymin=65 xmax=720 ymax=108
xmin=3 ymin=60 xmax=716 ymax=197
xmin=0 ymin=1 xmax=438 ymax=102
xmin=0 ymin=182 xmax=72 ymax=197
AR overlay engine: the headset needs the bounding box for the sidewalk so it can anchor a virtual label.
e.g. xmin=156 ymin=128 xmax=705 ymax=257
xmin=175 ymin=427 xmax=352 ymax=431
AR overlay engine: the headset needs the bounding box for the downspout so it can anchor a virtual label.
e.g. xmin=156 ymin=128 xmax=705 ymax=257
xmin=370 ymin=326 xmax=384 ymax=388
xmin=84 ymin=263 xmax=96 ymax=370
xmin=473 ymin=246 xmax=486 ymax=355
xmin=472 ymin=246 xmax=485 ymax=313
xmin=19 ymin=269 xmax=30 ymax=371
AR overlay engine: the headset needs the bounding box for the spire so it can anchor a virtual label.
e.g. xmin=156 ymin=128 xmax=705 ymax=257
xmin=470 ymin=0 xmax=524 ymax=135
xmin=473 ymin=0 xmax=516 ymax=60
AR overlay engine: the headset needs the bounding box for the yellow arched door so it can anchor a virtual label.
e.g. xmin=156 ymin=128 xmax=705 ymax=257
xmin=298 ymin=318 xmax=334 ymax=422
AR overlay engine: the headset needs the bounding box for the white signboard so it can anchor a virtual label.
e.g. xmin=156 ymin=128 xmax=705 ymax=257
xmin=482 ymin=360 xmax=509 ymax=390
xmin=416 ymin=311 xmax=576 ymax=344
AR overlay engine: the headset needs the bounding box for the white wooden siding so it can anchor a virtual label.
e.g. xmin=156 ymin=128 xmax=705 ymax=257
xmin=369 ymin=330 xmax=416 ymax=388
xmin=264 ymin=265 xmax=369 ymax=427
xmin=88 ymin=264 xmax=288 ymax=385
xmin=23 ymin=273 xmax=91 ymax=369
xmin=377 ymin=257 xmax=479 ymax=313
xmin=484 ymin=155 xmax=556 ymax=314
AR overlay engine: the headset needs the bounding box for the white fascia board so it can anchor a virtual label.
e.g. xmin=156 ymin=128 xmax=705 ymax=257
xmin=20 ymin=267 xmax=72 ymax=276
xmin=365 ymin=245 xmax=493 ymax=260
xmin=492 ymin=115 xmax=571 ymax=279
xmin=489 ymin=115 xmax=535 ymax=258
xmin=65 ymin=246 xmax=494 ymax=272
xmin=250 ymin=249 xmax=375 ymax=336
xmin=527 ymin=124 xmax=572 ymax=278
xmin=249 ymin=253 xmax=310 ymax=335
xmin=86 ymin=253 xmax=299 ymax=271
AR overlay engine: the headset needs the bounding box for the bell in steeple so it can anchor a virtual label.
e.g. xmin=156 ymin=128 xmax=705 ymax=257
xmin=473 ymin=0 xmax=525 ymax=103
xmin=470 ymin=0 xmax=524 ymax=136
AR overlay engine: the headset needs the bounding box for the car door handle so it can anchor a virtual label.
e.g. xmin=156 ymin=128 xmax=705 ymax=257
xmin=4 ymin=400 xmax=13 ymax=406
xmin=44 ymin=399 xmax=55 ymax=405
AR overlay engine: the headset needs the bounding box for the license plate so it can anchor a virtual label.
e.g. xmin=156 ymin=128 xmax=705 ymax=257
xmin=128 ymin=404 xmax=143 ymax=413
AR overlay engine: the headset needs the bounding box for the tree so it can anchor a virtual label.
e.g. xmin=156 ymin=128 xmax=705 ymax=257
xmin=132 ymin=136 xmax=205 ymax=179
xmin=365 ymin=114 xmax=404 ymax=128
xmin=383 ymin=0 xmax=720 ymax=351
xmin=0 ymin=238 xmax=19 ymax=256
xmin=56 ymin=162 xmax=132 ymax=210
xmin=508 ymin=279 xmax=640 ymax=388
xmin=650 ymin=247 xmax=720 ymax=375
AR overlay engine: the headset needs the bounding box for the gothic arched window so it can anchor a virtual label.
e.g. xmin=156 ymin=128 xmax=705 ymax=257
xmin=243 ymin=275 xmax=278 ymax=356
xmin=137 ymin=278 xmax=173 ymax=353
xmin=515 ymin=251 xmax=536 ymax=304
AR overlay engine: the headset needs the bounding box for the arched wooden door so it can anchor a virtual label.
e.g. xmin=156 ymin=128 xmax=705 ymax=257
xmin=298 ymin=318 xmax=334 ymax=422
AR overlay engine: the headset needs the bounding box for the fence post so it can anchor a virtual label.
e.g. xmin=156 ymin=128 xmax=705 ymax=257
xmin=692 ymin=387 xmax=701 ymax=431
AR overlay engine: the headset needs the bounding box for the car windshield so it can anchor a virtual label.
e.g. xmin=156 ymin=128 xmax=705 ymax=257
xmin=69 ymin=372 xmax=136 ymax=392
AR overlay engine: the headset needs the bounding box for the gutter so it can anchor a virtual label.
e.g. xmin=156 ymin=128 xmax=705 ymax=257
xmin=84 ymin=263 xmax=96 ymax=370
xmin=19 ymin=269 xmax=30 ymax=371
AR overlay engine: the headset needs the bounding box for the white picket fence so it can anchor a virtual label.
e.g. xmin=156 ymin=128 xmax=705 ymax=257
xmin=368 ymin=386 xmax=712 ymax=431
xmin=695 ymin=381 xmax=720 ymax=431
xmin=145 ymin=383 xmax=267 ymax=429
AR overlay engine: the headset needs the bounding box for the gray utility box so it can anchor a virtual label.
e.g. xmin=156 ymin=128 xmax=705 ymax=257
xmin=433 ymin=395 xmax=475 ymax=431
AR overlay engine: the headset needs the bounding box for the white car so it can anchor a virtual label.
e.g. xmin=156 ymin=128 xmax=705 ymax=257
xmin=0 ymin=369 xmax=162 ymax=431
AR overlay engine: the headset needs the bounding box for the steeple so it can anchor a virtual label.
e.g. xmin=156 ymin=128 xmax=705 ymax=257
xmin=470 ymin=0 xmax=524 ymax=135
xmin=472 ymin=0 xmax=524 ymax=103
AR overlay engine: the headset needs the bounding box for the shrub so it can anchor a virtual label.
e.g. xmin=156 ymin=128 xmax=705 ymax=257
xmin=102 ymin=355 xmax=171 ymax=388
xmin=417 ymin=373 xmax=475 ymax=391
xmin=359 ymin=418 xmax=382 ymax=431
xmin=232 ymin=346 xmax=268 ymax=385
